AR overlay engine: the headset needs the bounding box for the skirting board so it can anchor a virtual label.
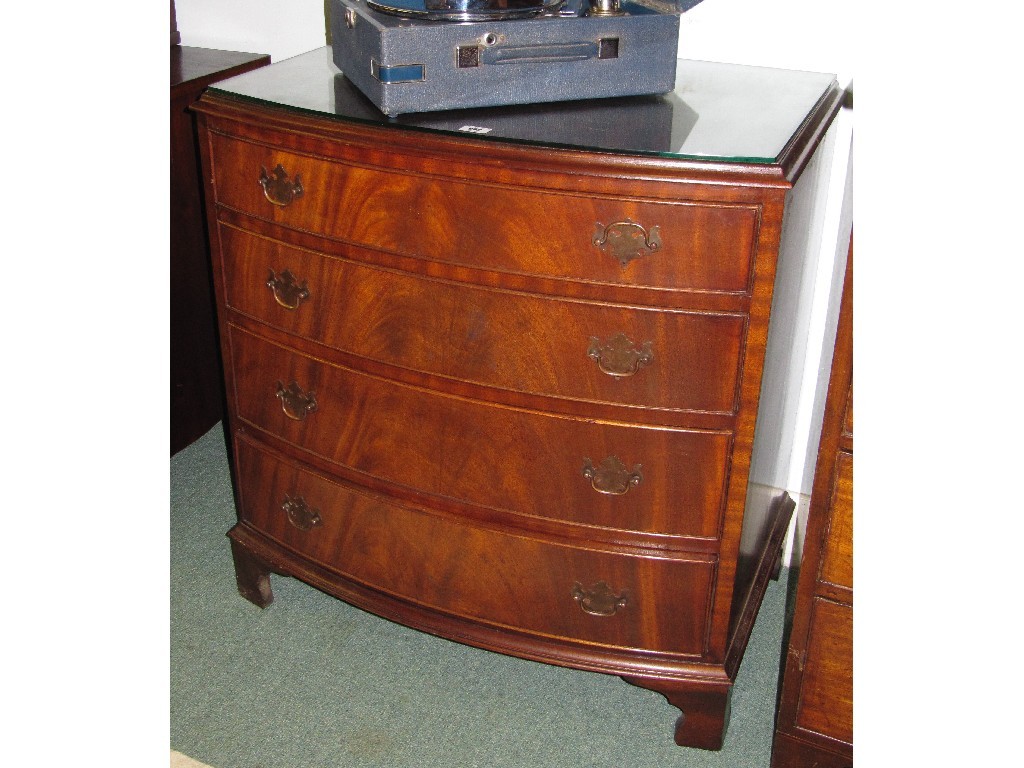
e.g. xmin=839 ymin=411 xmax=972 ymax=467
xmin=785 ymin=491 xmax=811 ymax=567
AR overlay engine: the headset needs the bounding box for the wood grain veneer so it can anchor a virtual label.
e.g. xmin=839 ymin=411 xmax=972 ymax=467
xmin=207 ymin=128 xmax=762 ymax=296
xmin=234 ymin=435 xmax=716 ymax=657
xmin=218 ymin=224 xmax=748 ymax=415
xmin=772 ymin=240 xmax=853 ymax=767
xmin=227 ymin=322 xmax=734 ymax=541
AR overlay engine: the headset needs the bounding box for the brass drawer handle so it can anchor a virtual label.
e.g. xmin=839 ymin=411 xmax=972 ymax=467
xmin=582 ymin=456 xmax=642 ymax=495
xmin=587 ymin=333 xmax=653 ymax=378
xmin=593 ymin=219 xmax=662 ymax=268
xmin=259 ymin=164 xmax=304 ymax=207
xmin=266 ymin=269 xmax=311 ymax=310
xmin=572 ymin=581 xmax=628 ymax=616
xmin=282 ymin=494 xmax=322 ymax=531
xmin=276 ymin=380 xmax=318 ymax=420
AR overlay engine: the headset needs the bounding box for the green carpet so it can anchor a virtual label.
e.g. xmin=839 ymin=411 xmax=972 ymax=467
xmin=171 ymin=424 xmax=789 ymax=767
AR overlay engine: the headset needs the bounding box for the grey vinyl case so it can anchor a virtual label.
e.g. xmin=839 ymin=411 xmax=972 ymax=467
xmin=329 ymin=0 xmax=681 ymax=116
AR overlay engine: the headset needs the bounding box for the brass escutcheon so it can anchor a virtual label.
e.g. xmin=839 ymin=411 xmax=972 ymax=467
xmin=592 ymin=219 xmax=662 ymax=268
xmin=582 ymin=456 xmax=643 ymax=495
xmin=266 ymin=269 xmax=311 ymax=310
xmin=259 ymin=164 xmax=304 ymax=207
xmin=587 ymin=332 xmax=653 ymax=378
xmin=275 ymin=380 xmax=318 ymax=421
xmin=282 ymin=494 xmax=322 ymax=531
xmin=571 ymin=581 xmax=628 ymax=616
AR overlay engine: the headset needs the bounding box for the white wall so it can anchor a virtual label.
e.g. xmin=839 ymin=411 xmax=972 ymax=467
xmin=174 ymin=0 xmax=853 ymax=87
xmin=676 ymin=1 xmax=854 ymax=562
xmin=176 ymin=0 xmax=326 ymax=62
xmin=680 ymin=0 xmax=853 ymax=89
xmin=676 ymin=1 xmax=854 ymax=514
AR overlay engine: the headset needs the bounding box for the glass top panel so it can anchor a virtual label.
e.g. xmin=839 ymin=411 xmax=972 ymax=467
xmin=209 ymin=46 xmax=835 ymax=163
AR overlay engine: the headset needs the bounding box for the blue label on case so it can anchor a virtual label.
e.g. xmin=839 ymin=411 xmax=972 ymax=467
xmin=371 ymin=61 xmax=425 ymax=84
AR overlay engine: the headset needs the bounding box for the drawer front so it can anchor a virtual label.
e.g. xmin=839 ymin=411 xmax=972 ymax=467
xmin=220 ymin=225 xmax=746 ymax=414
xmin=209 ymin=132 xmax=759 ymax=294
xmin=819 ymin=451 xmax=852 ymax=590
xmin=228 ymin=324 xmax=732 ymax=539
xmin=795 ymin=597 xmax=853 ymax=744
xmin=235 ymin=435 xmax=713 ymax=657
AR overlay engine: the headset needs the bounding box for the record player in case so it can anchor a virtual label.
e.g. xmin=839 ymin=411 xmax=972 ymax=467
xmin=329 ymin=0 xmax=684 ymax=115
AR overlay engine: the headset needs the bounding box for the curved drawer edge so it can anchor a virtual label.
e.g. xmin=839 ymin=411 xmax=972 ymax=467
xmin=236 ymin=424 xmax=724 ymax=556
xmin=217 ymin=221 xmax=748 ymax=418
xmin=226 ymin=309 xmax=740 ymax=432
xmin=218 ymin=207 xmax=756 ymax=313
xmin=227 ymin=323 xmax=734 ymax=541
xmin=232 ymin=433 xmax=717 ymax=659
xmin=228 ymin=521 xmax=728 ymax=678
xmin=206 ymin=130 xmax=761 ymax=296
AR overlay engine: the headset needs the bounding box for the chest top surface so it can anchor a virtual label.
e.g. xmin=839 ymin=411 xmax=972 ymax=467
xmin=206 ymin=46 xmax=837 ymax=165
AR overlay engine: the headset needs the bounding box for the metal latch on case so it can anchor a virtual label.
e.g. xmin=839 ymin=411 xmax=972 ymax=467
xmin=457 ymin=38 xmax=619 ymax=68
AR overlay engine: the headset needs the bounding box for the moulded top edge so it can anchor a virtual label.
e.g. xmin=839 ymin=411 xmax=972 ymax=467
xmin=205 ymin=47 xmax=839 ymax=166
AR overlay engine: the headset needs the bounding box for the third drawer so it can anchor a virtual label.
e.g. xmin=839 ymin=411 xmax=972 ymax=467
xmin=227 ymin=323 xmax=734 ymax=541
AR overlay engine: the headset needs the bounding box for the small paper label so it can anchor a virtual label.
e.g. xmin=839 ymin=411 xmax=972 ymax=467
xmin=458 ymin=125 xmax=492 ymax=134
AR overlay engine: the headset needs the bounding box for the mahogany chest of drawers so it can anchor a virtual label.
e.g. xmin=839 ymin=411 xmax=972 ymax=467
xmin=194 ymin=48 xmax=842 ymax=751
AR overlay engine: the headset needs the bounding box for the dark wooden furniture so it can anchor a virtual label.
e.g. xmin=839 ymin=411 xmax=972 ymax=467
xmin=193 ymin=49 xmax=842 ymax=750
xmin=171 ymin=45 xmax=270 ymax=455
xmin=772 ymin=241 xmax=853 ymax=766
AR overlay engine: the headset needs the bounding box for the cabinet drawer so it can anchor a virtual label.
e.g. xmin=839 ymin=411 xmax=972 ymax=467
xmin=819 ymin=451 xmax=852 ymax=590
xmin=220 ymin=225 xmax=746 ymax=415
xmin=209 ymin=132 xmax=759 ymax=294
xmin=227 ymin=324 xmax=732 ymax=539
xmin=235 ymin=435 xmax=713 ymax=657
xmin=795 ymin=597 xmax=853 ymax=744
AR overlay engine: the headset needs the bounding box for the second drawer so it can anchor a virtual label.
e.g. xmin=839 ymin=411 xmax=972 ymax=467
xmin=227 ymin=324 xmax=733 ymax=540
xmin=219 ymin=225 xmax=746 ymax=415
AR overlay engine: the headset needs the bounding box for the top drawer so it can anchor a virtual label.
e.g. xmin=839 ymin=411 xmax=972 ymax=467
xmin=208 ymin=132 xmax=760 ymax=295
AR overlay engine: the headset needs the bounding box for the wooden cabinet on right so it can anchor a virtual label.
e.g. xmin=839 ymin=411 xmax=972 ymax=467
xmin=772 ymin=240 xmax=853 ymax=767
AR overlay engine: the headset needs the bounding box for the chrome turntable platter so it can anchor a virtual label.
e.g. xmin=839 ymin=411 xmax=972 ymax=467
xmin=365 ymin=0 xmax=563 ymax=21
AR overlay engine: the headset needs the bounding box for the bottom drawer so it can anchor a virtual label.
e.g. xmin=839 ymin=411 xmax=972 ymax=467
xmin=234 ymin=435 xmax=715 ymax=658
xmin=795 ymin=597 xmax=853 ymax=744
